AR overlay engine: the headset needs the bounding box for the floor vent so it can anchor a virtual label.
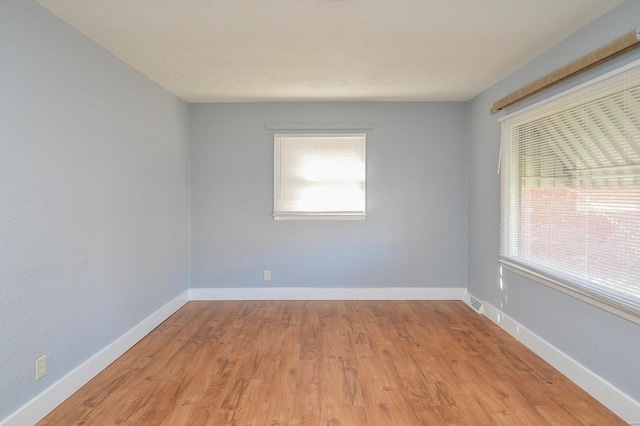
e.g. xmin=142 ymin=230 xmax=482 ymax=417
xmin=469 ymin=296 xmax=483 ymax=313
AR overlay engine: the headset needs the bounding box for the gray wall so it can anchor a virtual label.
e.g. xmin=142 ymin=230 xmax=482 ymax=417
xmin=3 ymin=0 xmax=638 ymax=421
xmin=468 ymin=0 xmax=640 ymax=402
xmin=189 ymin=102 xmax=468 ymax=289
xmin=0 ymin=0 xmax=190 ymax=419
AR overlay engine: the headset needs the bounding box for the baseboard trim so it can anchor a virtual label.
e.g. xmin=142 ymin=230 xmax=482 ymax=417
xmin=189 ymin=286 xmax=467 ymax=301
xmin=0 ymin=291 xmax=190 ymax=426
xmin=463 ymin=293 xmax=640 ymax=424
xmin=6 ymin=289 xmax=637 ymax=425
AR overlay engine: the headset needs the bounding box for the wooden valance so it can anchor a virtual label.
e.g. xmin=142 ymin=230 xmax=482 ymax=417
xmin=491 ymin=27 xmax=640 ymax=114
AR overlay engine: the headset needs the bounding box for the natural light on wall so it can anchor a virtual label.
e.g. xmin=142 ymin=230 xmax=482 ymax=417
xmin=499 ymin=59 xmax=640 ymax=324
xmin=274 ymin=134 xmax=366 ymax=220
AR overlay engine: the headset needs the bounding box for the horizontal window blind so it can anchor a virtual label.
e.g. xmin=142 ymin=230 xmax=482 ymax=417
xmin=274 ymin=134 xmax=366 ymax=219
xmin=500 ymin=61 xmax=640 ymax=317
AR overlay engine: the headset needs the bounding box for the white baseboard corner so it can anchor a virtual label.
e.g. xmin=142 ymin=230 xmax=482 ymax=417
xmin=189 ymin=286 xmax=467 ymax=301
xmin=0 ymin=290 xmax=189 ymax=426
xmin=463 ymin=293 xmax=640 ymax=424
xmin=3 ymin=286 xmax=462 ymax=425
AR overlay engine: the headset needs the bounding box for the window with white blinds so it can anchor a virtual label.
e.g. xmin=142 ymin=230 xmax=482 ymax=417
xmin=274 ymin=133 xmax=366 ymax=220
xmin=500 ymin=60 xmax=640 ymax=321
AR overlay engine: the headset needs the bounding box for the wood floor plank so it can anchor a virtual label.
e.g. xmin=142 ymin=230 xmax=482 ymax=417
xmin=39 ymin=301 xmax=625 ymax=425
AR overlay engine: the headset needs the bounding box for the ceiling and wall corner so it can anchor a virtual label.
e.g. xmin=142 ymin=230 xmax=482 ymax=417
xmin=0 ymin=0 xmax=191 ymax=420
xmin=35 ymin=0 xmax=624 ymax=103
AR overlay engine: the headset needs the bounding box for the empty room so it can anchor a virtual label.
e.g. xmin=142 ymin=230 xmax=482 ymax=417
xmin=1 ymin=0 xmax=639 ymax=424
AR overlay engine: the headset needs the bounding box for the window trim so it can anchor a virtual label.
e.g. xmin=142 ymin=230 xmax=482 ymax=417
xmin=273 ymin=132 xmax=367 ymax=221
xmin=499 ymin=260 xmax=640 ymax=326
xmin=273 ymin=213 xmax=366 ymax=221
xmin=498 ymin=58 xmax=640 ymax=325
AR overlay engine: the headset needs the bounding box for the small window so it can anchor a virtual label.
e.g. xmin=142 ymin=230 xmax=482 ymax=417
xmin=499 ymin=60 xmax=640 ymax=321
xmin=274 ymin=133 xmax=366 ymax=220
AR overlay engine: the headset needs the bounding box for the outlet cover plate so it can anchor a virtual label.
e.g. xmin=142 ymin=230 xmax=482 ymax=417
xmin=36 ymin=355 xmax=46 ymax=381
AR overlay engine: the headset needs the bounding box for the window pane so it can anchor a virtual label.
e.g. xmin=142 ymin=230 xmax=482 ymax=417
xmin=500 ymin=61 xmax=640 ymax=315
xmin=274 ymin=134 xmax=366 ymax=218
xmin=520 ymin=186 xmax=640 ymax=299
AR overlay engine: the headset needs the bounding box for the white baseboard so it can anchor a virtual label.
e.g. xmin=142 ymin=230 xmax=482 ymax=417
xmin=7 ymin=288 xmax=637 ymax=425
xmin=189 ymin=286 xmax=467 ymax=301
xmin=463 ymin=293 xmax=640 ymax=424
xmin=0 ymin=291 xmax=190 ymax=426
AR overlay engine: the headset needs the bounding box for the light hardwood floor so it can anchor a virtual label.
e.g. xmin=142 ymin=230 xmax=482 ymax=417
xmin=39 ymin=301 xmax=624 ymax=425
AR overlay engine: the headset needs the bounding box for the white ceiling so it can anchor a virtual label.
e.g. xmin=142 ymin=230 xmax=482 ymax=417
xmin=36 ymin=0 xmax=625 ymax=103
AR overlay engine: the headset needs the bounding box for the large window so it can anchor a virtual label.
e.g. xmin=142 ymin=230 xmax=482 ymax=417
xmin=274 ymin=133 xmax=366 ymax=220
xmin=500 ymin=60 xmax=640 ymax=322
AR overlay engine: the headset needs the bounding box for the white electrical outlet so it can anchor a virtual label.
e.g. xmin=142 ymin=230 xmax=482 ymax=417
xmin=36 ymin=355 xmax=47 ymax=381
xmin=263 ymin=270 xmax=271 ymax=281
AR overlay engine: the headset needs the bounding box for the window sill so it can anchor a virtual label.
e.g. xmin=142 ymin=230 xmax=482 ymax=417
xmin=273 ymin=213 xmax=366 ymax=221
xmin=499 ymin=259 xmax=640 ymax=326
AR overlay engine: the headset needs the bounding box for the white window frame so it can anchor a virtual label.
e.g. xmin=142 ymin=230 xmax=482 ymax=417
xmin=499 ymin=59 xmax=640 ymax=325
xmin=273 ymin=133 xmax=366 ymax=221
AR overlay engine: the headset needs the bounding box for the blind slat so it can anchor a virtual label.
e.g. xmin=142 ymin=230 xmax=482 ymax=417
xmin=500 ymin=63 xmax=640 ymax=317
xmin=274 ymin=134 xmax=366 ymax=217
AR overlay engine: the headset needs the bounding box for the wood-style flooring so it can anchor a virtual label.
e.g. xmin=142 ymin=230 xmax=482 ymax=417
xmin=39 ymin=301 xmax=624 ymax=425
